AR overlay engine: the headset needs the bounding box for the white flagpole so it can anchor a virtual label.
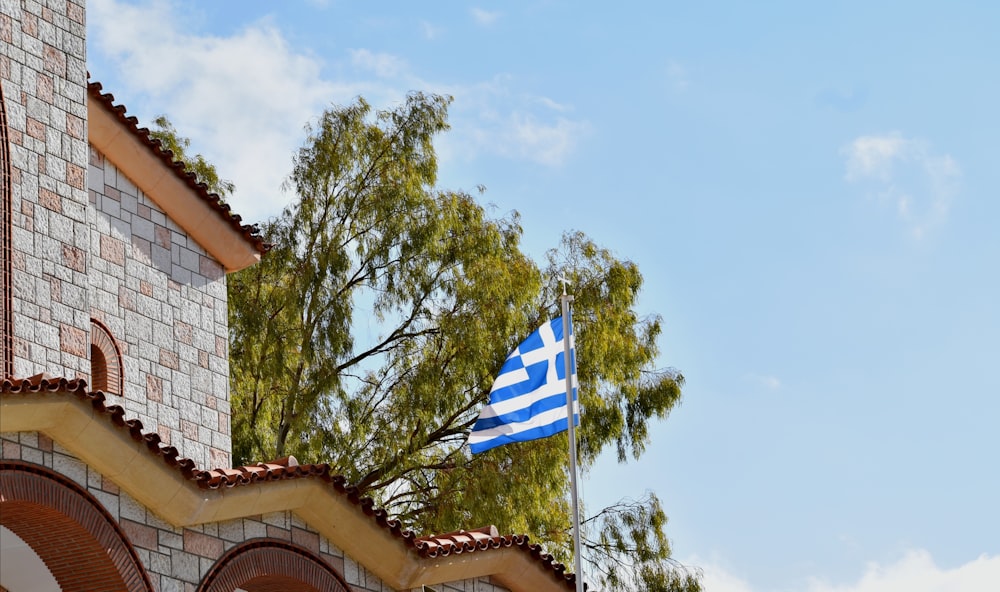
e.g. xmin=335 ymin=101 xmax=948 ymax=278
xmin=561 ymin=287 xmax=585 ymax=592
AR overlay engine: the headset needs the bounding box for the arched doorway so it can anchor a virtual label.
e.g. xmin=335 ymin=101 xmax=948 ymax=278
xmin=0 ymin=461 xmax=153 ymax=592
xmin=198 ymin=539 xmax=351 ymax=592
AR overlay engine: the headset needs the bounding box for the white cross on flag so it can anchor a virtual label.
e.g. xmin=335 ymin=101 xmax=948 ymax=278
xmin=467 ymin=317 xmax=579 ymax=454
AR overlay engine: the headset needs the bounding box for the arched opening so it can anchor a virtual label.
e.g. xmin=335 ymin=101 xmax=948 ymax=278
xmin=90 ymin=319 xmax=123 ymax=395
xmin=0 ymin=461 xmax=153 ymax=592
xmin=198 ymin=539 xmax=351 ymax=592
xmin=91 ymin=343 xmax=109 ymax=389
xmin=1 ymin=525 xmax=60 ymax=591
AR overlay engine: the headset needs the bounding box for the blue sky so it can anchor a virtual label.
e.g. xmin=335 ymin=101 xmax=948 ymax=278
xmin=86 ymin=2 xmax=1000 ymax=590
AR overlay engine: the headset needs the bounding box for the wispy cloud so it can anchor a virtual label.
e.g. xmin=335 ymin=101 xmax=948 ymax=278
xmin=434 ymin=75 xmax=590 ymax=168
xmin=535 ymin=96 xmax=573 ymax=113
xmin=420 ymin=20 xmax=443 ymax=40
xmin=446 ymin=110 xmax=589 ymax=168
xmin=88 ymin=0 xmax=587 ymax=221
xmin=505 ymin=114 xmax=591 ymax=166
xmin=816 ymin=85 xmax=868 ymax=112
xmin=88 ymin=0 xmax=344 ymax=222
xmin=666 ymin=60 xmax=690 ymax=92
xmin=843 ymin=132 xmax=961 ymax=239
xmin=471 ymin=8 xmax=501 ymax=26
xmin=844 ymin=134 xmax=907 ymax=183
xmin=746 ymin=374 xmax=782 ymax=390
xmin=349 ymin=48 xmax=408 ymax=78
xmin=698 ymin=550 xmax=1000 ymax=592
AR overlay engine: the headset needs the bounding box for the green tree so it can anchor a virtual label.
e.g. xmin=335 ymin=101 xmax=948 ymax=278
xmin=149 ymin=115 xmax=235 ymax=198
xmin=225 ymin=92 xmax=699 ymax=592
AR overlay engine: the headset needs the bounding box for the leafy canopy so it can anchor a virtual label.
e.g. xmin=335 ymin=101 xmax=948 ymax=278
xmin=162 ymin=93 xmax=699 ymax=592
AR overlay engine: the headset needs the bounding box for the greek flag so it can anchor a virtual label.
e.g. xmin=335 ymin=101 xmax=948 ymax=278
xmin=468 ymin=317 xmax=579 ymax=454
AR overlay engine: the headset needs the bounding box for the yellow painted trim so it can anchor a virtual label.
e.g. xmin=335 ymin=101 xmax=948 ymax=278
xmin=0 ymin=393 xmax=567 ymax=592
xmin=87 ymin=97 xmax=261 ymax=273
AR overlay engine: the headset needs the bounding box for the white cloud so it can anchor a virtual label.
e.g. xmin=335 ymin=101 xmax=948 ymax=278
xmin=844 ymin=133 xmax=907 ymax=182
xmin=471 ymin=8 xmax=501 ymax=26
xmin=431 ymin=75 xmax=590 ymax=168
xmin=420 ymin=20 xmax=443 ymax=40
xmin=535 ymin=96 xmax=573 ymax=112
xmin=88 ymin=0 xmax=588 ymax=222
xmin=843 ymin=133 xmax=961 ymax=238
xmin=702 ymin=563 xmax=755 ymax=592
xmin=746 ymin=374 xmax=781 ymax=389
xmin=667 ymin=60 xmax=690 ymax=92
xmin=88 ymin=0 xmax=348 ymax=222
xmin=455 ymin=111 xmax=589 ymax=167
xmin=696 ymin=551 xmax=1000 ymax=592
xmin=349 ymin=48 xmax=409 ymax=78
xmin=809 ymin=551 xmax=1000 ymax=592
xmin=509 ymin=114 xmax=590 ymax=166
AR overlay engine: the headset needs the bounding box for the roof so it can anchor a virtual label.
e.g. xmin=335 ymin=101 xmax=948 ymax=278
xmin=87 ymin=82 xmax=268 ymax=272
xmin=0 ymin=375 xmax=578 ymax=591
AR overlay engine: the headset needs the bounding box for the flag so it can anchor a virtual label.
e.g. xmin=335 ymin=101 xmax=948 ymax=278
xmin=468 ymin=317 xmax=579 ymax=454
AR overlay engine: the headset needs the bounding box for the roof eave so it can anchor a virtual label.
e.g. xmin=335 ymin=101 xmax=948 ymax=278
xmin=87 ymin=87 xmax=263 ymax=273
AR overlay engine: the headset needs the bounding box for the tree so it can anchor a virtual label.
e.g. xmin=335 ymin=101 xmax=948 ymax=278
xmin=223 ymin=92 xmax=700 ymax=592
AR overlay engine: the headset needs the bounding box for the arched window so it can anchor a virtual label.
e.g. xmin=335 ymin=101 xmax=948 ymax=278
xmin=90 ymin=319 xmax=123 ymax=395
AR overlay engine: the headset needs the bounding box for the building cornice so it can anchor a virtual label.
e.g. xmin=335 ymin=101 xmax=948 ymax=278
xmin=87 ymin=82 xmax=267 ymax=273
xmin=0 ymin=378 xmax=576 ymax=591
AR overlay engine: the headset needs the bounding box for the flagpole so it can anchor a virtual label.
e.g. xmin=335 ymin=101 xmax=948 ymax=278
xmin=561 ymin=290 xmax=585 ymax=592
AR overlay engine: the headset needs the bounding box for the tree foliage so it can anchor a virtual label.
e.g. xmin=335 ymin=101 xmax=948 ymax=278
xmin=223 ymin=92 xmax=699 ymax=591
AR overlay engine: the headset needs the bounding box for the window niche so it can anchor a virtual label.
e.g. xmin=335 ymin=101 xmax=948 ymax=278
xmin=90 ymin=319 xmax=123 ymax=396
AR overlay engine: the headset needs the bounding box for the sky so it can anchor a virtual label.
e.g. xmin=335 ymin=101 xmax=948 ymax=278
xmin=85 ymin=2 xmax=1000 ymax=590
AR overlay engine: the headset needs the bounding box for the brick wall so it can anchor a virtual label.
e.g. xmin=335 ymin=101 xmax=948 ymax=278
xmin=1 ymin=0 xmax=90 ymax=381
xmin=86 ymin=146 xmax=233 ymax=470
xmin=0 ymin=432 xmax=513 ymax=592
xmin=4 ymin=0 xmax=232 ymax=470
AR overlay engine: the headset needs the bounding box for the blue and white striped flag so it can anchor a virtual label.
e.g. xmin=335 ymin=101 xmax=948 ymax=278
xmin=468 ymin=317 xmax=579 ymax=454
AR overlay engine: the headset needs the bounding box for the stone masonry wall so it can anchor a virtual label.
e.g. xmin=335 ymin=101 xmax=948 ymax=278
xmin=1 ymin=0 xmax=91 ymax=380
xmin=87 ymin=146 xmax=232 ymax=470
xmin=0 ymin=432 xmax=512 ymax=592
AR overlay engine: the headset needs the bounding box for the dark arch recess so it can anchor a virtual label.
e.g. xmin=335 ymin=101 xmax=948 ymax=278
xmin=90 ymin=318 xmax=124 ymax=395
xmin=198 ymin=539 xmax=351 ymax=592
xmin=0 ymin=461 xmax=154 ymax=592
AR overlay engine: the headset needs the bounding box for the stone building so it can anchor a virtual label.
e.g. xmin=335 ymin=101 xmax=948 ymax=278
xmin=0 ymin=2 xmax=578 ymax=590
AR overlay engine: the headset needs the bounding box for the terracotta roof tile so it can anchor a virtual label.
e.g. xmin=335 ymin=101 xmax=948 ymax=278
xmin=413 ymin=526 xmax=575 ymax=588
xmin=0 ymin=379 xmax=577 ymax=589
xmin=87 ymin=81 xmax=268 ymax=256
xmin=416 ymin=526 xmax=499 ymax=555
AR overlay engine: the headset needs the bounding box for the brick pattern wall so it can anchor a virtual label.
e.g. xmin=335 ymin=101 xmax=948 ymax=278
xmin=0 ymin=432 xmax=513 ymax=592
xmin=87 ymin=147 xmax=232 ymax=470
xmin=0 ymin=0 xmax=90 ymax=381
